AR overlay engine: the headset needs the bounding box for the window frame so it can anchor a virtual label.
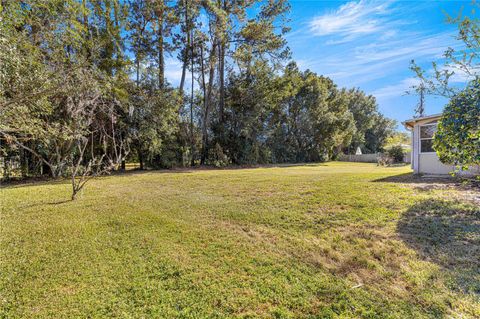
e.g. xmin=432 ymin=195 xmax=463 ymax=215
xmin=419 ymin=123 xmax=438 ymax=154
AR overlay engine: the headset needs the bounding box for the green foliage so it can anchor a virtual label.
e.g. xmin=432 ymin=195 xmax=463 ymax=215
xmin=214 ymin=62 xmax=359 ymax=164
xmin=343 ymin=88 xmax=377 ymax=153
xmin=385 ymin=132 xmax=410 ymax=150
xmin=129 ymin=85 xmax=181 ymax=168
xmin=364 ymin=115 xmax=397 ymax=153
xmin=434 ymin=80 xmax=480 ymax=171
xmin=386 ymin=145 xmax=405 ymax=163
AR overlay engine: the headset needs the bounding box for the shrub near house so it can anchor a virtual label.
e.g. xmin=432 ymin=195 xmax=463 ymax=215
xmin=434 ymin=80 xmax=480 ymax=173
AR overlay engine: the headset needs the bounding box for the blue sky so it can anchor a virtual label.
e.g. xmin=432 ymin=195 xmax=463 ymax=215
xmin=286 ymin=0 xmax=473 ymax=129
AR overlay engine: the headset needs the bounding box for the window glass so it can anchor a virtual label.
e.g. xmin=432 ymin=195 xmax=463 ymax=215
xmin=420 ymin=125 xmax=437 ymax=139
xmin=421 ymin=139 xmax=434 ymax=153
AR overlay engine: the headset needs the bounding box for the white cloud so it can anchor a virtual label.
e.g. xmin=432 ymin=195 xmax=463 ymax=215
xmin=309 ymin=0 xmax=395 ymax=40
xmin=164 ymin=57 xmax=202 ymax=91
xmin=164 ymin=57 xmax=184 ymax=86
xmin=351 ymin=32 xmax=455 ymax=62
xmin=439 ymin=65 xmax=475 ymax=83
xmin=370 ymin=64 xmax=472 ymax=102
xmin=302 ymin=31 xmax=458 ymax=87
xmin=371 ymin=77 xmax=419 ymax=99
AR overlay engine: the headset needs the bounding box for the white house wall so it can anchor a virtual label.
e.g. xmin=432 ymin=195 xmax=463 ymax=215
xmin=412 ymin=121 xmax=479 ymax=176
xmin=412 ymin=124 xmax=420 ymax=173
xmin=418 ymin=153 xmax=453 ymax=174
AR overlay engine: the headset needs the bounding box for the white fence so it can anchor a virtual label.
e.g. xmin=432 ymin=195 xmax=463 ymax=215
xmin=339 ymin=151 xmax=412 ymax=164
xmin=338 ymin=153 xmax=380 ymax=163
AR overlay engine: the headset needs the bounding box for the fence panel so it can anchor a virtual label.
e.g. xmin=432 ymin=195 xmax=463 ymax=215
xmin=338 ymin=153 xmax=380 ymax=163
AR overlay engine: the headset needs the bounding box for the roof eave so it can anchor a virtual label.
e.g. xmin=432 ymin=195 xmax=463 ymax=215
xmin=402 ymin=113 xmax=443 ymax=129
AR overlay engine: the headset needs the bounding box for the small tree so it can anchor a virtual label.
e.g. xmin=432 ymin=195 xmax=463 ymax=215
xmin=434 ymin=80 xmax=480 ymax=172
xmin=65 ymin=71 xmax=130 ymax=200
xmin=1 ymin=66 xmax=129 ymax=200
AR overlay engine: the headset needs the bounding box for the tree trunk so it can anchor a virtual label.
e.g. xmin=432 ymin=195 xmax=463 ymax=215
xmin=71 ymin=174 xmax=78 ymax=201
xmin=157 ymin=3 xmax=165 ymax=89
xmin=104 ymin=1 xmax=114 ymax=76
xmin=218 ymin=0 xmax=227 ymax=122
xmin=218 ymin=42 xmax=225 ymax=121
xmin=190 ymin=28 xmax=195 ymax=167
xmin=179 ymin=51 xmax=187 ymax=94
xmin=179 ymin=0 xmax=189 ymax=94
xmin=20 ymin=147 xmax=29 ymax=178
xmin=138 ymin=148 xmax=144 ymax=170
xmin=200 ymin=39 xmax=217 ymax=164
xmin=136 ymin=58 xmax=140 ymax=86
xmin=200 ymin=44 xmax=207 ymax=165
xmin=82 ymin=0 xmax=90 ymax=58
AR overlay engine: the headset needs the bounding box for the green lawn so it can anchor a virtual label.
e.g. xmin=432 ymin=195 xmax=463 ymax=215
xmin=1 ymin=162 xmax=479 ymax=318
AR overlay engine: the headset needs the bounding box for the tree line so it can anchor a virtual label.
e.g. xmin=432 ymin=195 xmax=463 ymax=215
xmin=0 ymin=0 xmax=396 ymax=197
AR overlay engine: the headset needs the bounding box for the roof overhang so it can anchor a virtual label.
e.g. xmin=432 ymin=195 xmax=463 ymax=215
xmin=402 ymin=113 xmax=442 ymax=130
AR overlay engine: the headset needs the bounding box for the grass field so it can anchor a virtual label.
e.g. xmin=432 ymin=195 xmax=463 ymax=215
xmin=1 ymin=162 xmax=479 ymax=318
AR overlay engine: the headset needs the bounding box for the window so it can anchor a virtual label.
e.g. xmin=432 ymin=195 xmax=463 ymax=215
xmin=420 ymin=124 xmax=437 ymax=153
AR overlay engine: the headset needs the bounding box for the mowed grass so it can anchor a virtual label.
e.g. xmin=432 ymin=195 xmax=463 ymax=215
xmin=1 ymin=162 xmax=479 ymax=318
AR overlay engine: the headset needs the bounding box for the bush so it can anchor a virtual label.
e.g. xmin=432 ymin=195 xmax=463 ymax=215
xmin=434 ymin=80 xmax=480 ymax=172
xmin=377 ymin=154 xmax=393 ymax=166
xmin=209 ymin=143 xmax=229 ymax=167
xmin=386 ymin=145 xmax=405 ymax=163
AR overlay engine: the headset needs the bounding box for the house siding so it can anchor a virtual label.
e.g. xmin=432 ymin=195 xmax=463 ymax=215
xmin=408 ymin=118 xmax=478 ymax=176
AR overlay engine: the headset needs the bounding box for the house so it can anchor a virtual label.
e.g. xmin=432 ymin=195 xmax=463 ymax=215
xmin=403 ymin=113 xmax=479 ymax=175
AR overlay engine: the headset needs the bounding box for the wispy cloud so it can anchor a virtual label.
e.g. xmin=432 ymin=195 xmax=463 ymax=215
xmin=164 ymin=57 xmax=201 ymax=90
xmin=294 ymin=36 xmax=454 ymax=88
xmin=164 ymin=57 xmax=184 ymax=86
xmin=372 ymin=65 xmax=472 ymax=101
xmin=320 ymin=31 xmax=457 ymax=85
xmin=309 ymin=0 xmax=397 ymax=41
xmin=371 ymin=77 xmax=419 ymax=99
xmin=299 ymin=0 xmax=464 ymax=87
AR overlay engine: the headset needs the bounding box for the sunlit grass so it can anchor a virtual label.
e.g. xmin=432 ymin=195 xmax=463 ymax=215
xmin=1 ymin=162 xmax=479 ymax=318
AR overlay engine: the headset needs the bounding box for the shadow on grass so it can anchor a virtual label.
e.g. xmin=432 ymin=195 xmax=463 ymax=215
xmin=0 ymin=177 xmax=72 ymax=190
xmin=19 ymin=199 xmax=73 ymax=209
xmin=1 ymin=162 xmax=329 ymax=189
xmin=397 ymin=199 xmax=480 ymax=294
xmin=373 ymin=172 xmax=455 ymax=185
xmin=374 ymin=173 xmax=480 ymax=193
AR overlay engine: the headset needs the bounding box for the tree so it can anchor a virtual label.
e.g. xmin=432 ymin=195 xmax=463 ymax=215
xmin=363 ymin=114 xmax=397 ymax=153
xmin=126 ymin=79 xmax=180 ymax=169
xmin=343 ymin=88 xmax=377 ymax=154
xmin=385 ymin=132 xmax=410 ymax=150
xmin=0 ymin=1 xmax=130 ymax=199
xmin=267 ymin=63 xmax=356 ymax=163
xmin=434 ymin=80 xmax=480 ymax=172
xmin=414 ymin=83 xmax=426 ymax=117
